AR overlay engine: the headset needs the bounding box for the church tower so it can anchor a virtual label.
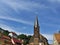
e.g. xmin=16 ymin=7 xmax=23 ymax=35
xmin=29 ymin=16 xmax=49 ymax=45
xmin=34 ymin=16 xmax=40 ymax=45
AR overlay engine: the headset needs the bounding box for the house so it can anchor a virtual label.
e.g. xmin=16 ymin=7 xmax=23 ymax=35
xmin=53 ymin=32 xmax=60 ymax=45
xmin=9 ymin=32 xmax=23 ymax=45
xmin=11 ymin=38 xmax=22 ymax=45
xmin=9 ymin=32 xmax=17 ymax=38
xmin=0 ymin=31 xmax=23 ymax=45
xmin=0 ymin=34 xmax=12 ymax=45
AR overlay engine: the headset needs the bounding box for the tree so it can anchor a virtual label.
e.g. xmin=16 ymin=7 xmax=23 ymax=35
xmin=18 ymin=34 xmax=27 ymax=39
xmin=0 ymin=28 xmax=9 ymax=36
xmin=18 ymin=34 xmax=32 ymax=45
xmin=3 ymin=30 xmax=9 ymax=36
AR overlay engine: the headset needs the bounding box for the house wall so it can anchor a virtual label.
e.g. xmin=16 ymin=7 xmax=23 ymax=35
xmin=53 ymin=35 xmax=59 ymax=45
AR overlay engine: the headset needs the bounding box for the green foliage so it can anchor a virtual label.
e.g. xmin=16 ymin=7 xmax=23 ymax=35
xmin=3 ymin=30 xmax=9 ymax=36
xmin=0 ymin=28 xmax=4 ymax=33
xmin=0 ymin=28 xmax=9 ymax=36
xmin=18 ymin=34 xmax=32 ymax=45
xmin=18 ymin=34 xmax=27 ymax=39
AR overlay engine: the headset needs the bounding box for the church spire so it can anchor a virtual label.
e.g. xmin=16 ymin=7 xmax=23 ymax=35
xmin=34 ymin=16 xmax=40 ymax=38
xmin=34 ymin=16 xmax=39 ymax=27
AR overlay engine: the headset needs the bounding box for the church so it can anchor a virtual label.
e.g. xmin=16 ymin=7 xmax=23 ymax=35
xmin=29 ymin=16 xmax=49 ymax=45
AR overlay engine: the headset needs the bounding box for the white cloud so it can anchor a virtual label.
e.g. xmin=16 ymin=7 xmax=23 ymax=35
xmin=0 ymin=23 xmax=31 ymax=35
xmin=0 ymin=16 xmax=33 ymax=25
xmin=0 ymin=23 xmax=29 ymax=35
xmin=42 ymin=34 xmax=53 ymax=41
xmin=13 ymin=32 xmax=32 ymax=36
xmin=0 ymin=23 xmax=14 ymax=32
xmin=0 ymin=0 xmax=48 ymax=12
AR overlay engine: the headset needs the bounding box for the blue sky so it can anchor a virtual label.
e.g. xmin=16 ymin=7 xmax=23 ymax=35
xmin=0 ymin=0 xmax=60 ymax=44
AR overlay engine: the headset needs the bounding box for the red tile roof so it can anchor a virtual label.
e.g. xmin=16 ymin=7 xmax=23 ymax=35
xmin=2 ymin=35 xmax=10 ymax=40
xmin=12 ymin=38 xmax=22 ymax=43
xmin=0 ymin=34 xmax=22 ymax=44
xmin=0 ymin=37 xmax=12 ymax=44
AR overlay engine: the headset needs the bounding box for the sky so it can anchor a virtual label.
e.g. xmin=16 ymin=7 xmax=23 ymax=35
xmin=0 ymin=0 xmax=60 ymax=44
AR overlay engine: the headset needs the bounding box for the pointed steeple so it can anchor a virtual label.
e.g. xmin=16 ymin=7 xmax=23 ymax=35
xmin=34 ymin=16 xmax=39 ymax=27
xmin=34 ymin=16 xmax=40 ymax=38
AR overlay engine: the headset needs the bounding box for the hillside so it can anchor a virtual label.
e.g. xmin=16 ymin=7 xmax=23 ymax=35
xmin=0 ymin=28 xmax=32 ymax=45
